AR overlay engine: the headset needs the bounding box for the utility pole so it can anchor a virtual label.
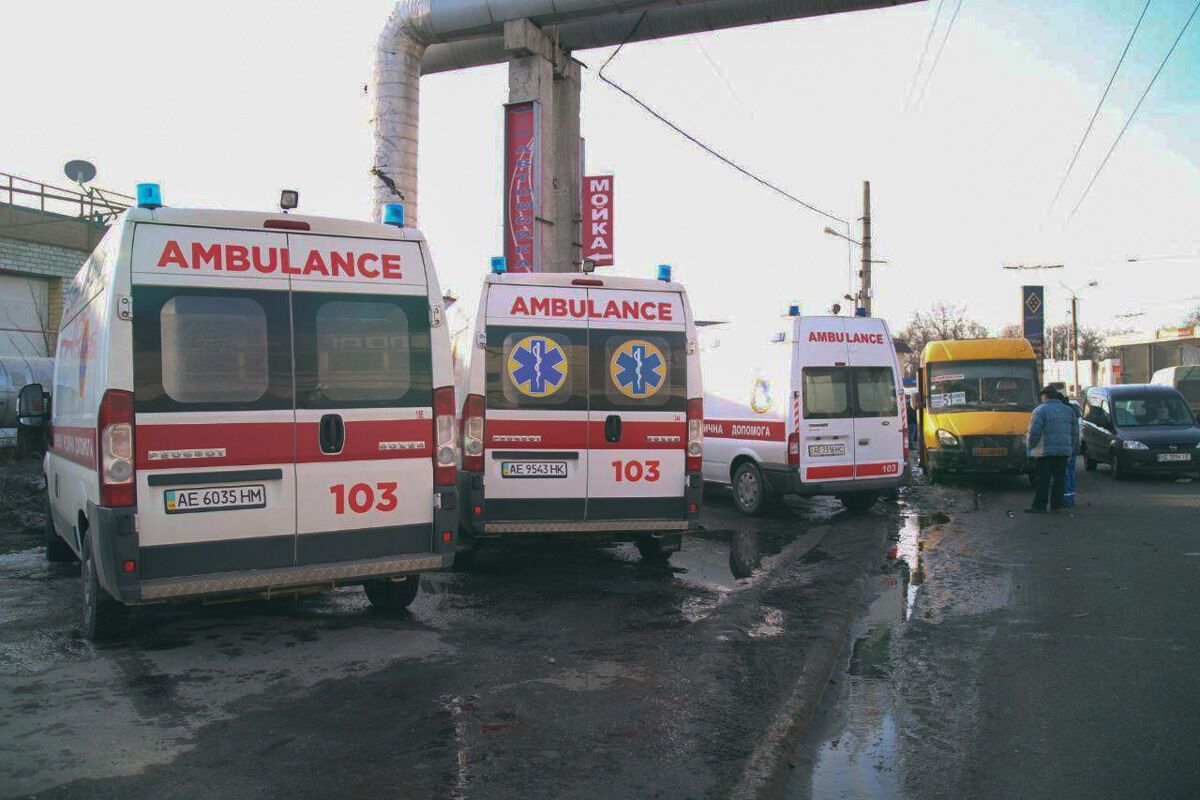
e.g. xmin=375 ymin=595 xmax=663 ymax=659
xmin=1070 ymin=294 xmax=1080 ymax=397
xmin=860 ymin=180 xmax=872 ymax=316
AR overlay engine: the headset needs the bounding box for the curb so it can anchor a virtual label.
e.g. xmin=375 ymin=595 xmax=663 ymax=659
xmin=730 ymin=520 xmax=889 ymax=800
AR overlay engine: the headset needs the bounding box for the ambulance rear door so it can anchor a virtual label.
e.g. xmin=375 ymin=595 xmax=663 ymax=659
xmin=130 ymin=223 xmax=298 ymax=579
xmin=846 ymin=320 xmax=904 ymax=481
xmin=586 ymin=287 xmax=688 ymax=521
xmin=288 ymin=233 xmax=437 ymax=564
xmin=795 ymin=317 xmax=856 ymax=484
xmin=482 ymin=282 xmax=591 ymax=522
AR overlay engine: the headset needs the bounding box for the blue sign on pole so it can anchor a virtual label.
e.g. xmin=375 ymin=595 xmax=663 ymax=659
xmin=1022 ymin=285 xmax=1045 ymax=359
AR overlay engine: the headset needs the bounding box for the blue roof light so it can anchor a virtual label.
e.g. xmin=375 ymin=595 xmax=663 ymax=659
xmin=854 ymin=307 xmax=869 ymax=317
xmin=382 ymin=203 xmax=405 ymax=227
xmin=136 ymin=183 xmax=162 ymax=210
xmin=490 ymin=256 xmax=507 ymax=274
xmin=788 ymin=303 xmax=801 ymax=316
xmin=657 ymin=264 xmax=672 ymax=282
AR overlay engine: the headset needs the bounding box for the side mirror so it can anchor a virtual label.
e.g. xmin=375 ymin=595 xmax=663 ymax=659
xmin=17 ymin=383 xmax=47 ymax=427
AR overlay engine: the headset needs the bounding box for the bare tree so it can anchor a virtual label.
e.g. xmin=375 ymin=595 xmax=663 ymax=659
xmin=897 ymin=303 xmax=990 ymax=374
xmin=997 ymin=321 xmax=1114 ymax=361
xmin=1184 ymin=307 xmax=1200 ymax=326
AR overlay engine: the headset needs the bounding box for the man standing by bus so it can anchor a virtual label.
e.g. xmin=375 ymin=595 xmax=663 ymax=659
xmin=1025 ymin=386 xmax=1078 ymax=513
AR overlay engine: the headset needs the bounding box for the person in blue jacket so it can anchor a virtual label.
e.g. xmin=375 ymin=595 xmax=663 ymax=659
xmin=1025 ymin=386 xmax=1078 ymax=513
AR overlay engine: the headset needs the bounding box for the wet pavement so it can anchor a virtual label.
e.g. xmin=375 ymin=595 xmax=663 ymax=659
xmin=787 ymin=465 xmax=1200 ymax=800
xmin=0 ymin=462 xmax=899 ymax=800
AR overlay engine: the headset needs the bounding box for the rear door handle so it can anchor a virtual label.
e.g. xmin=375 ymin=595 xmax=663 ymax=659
xmin=319 ymin=413 xmax=344 ymax=454
xmin=605 ymin=414 xmax=622 ymax=443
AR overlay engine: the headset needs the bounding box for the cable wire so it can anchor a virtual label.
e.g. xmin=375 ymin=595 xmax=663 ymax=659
xmin=904 ymin=0 xmax=946 ymax=110
xmin=1047 ymin=0 xmax=1152 ymax=216
xmin=594 ymin=13 xmax=848 ymax=225
xmin=1070 ymin=0 xmax=1200 ymax=221
xmin=914 ymin=0 xmax=964 ymax=108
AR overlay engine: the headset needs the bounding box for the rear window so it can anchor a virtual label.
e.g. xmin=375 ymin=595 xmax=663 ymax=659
xmin=133 ymin=287 xmax=292 ymax=412
xmin=293 ymin=293 xmax=432 ymax=409
xmin=485 ymin=326 xmax=588 ymax=411
xmin=803 ymin=366 xmax=899 ymax=419
xmin=592 ymin=331 xmax=686 ymax=412
xmin=853 ymin=367 xmax=899 ymax=417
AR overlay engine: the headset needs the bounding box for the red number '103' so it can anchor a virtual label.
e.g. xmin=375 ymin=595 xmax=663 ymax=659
xmin=330 ymin=482 xmax=399 ymax=514
xmin=610 ymin=460 xmax=661 ymax=482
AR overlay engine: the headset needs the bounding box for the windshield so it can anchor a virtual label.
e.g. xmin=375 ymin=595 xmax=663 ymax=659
xmin=926 ymin=360 xmax=1038 ymax=412
xmin=1112 ymin=394 xmax=1195 ymax=427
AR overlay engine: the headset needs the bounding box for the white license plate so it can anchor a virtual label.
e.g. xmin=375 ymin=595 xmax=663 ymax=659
xmin=501 ymin=461 xmax=568 ymax=478
xmin=808 ymin=443 xmax=847 ymax=457
xmin=1157 ymin=453 xmax=1192 ymax=462
xmin=164 ymin=484 xmax=266 ymax=514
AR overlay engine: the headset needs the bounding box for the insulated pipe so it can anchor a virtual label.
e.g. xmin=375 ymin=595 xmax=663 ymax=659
xmin=370 ymin=0 xmax=916 ymax=222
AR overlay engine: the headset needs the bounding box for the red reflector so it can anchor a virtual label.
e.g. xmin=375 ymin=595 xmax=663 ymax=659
xmin=473 ymin=505 xmax=482 ymax=515
xmin=122 ymin=560 xmax=136 ymax=573
xmin=263 ymin=219 xmax=310 ymax=231
xmin=571 ymin=278 xmax=604 ymax=286
xmin=689 ymin=503 xmax=697 ymax=513
xmin=442 ymin=531 xmax=453 ymax=543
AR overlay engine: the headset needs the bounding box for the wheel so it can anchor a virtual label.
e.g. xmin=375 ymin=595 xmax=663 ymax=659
xmin=1111 ymin=451 xmax=1127 ymax=480
xmin=44 ymin=495 xmax=75 ymax=563
xmin=1083 ymin=448 xmax=1097 ymax=472
xmin=837 ymin=492 xmax=880 ymax=514
xmin=363 ymin=575 xmax=421 ymax=610
xmin=927 ymin=468 xmax=945 ymax=485
xmin=732 ymin=461 xmax=772 ymax=516
xmin=637 ymin=536 xmax=678 ymax=563
xmin=728 ymin=530 xmax=761 ymax=579
xmin=81 ymin=536 xmax=129 ymax=642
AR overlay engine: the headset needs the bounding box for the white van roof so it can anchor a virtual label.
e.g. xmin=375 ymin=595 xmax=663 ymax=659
xmin=485 ymin=271 xmax=684 ymax=292
xmin=124 ymin=207 xmax=426 ymax=243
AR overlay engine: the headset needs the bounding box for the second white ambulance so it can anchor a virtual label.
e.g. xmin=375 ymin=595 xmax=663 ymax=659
xmin=19 ymin=187 xmax=459 ymax=639
xmin=703 ymin=311 xmax=907 ymax=515
xmin=457 ymin=268 xmax=704 ymax=561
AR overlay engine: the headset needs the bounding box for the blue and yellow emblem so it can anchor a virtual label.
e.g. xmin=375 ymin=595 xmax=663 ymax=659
xmin=609 ymin=339 xmax=666 ymax=400
xmin=507 ymin=335 xmax=568 ymax=398
xmin=164 ymin=490 xmax=178 ymax=512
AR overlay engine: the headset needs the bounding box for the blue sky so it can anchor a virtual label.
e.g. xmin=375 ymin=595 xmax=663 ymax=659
xmin=3 ymin=0 xmax=1198 ymax=348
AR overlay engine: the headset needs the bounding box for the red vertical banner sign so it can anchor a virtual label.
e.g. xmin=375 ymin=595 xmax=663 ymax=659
xmin=582 ymin=175 xmax=614 ymax=267
xmin=503 ymin=101 xmax=540 ymax=273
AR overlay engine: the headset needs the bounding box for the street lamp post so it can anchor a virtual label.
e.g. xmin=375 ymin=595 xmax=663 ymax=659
xmin=1060 ymin=279 xmax=1100 ymax=396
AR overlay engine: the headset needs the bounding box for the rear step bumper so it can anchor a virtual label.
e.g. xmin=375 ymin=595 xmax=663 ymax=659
xmin=483 ymin=519 xmax=690 ymax=534
xmin=139 ymin=552 xmax=447 ymax=601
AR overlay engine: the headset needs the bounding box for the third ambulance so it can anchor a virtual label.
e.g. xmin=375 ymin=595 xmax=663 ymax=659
xmin=457 ymin=268 xmax=704 ymax=561
xmin=703 ymin=311 xmax=907 ymax=515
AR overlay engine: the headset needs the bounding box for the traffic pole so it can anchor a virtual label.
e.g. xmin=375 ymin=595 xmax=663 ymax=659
xmin=860 ymin=180 xmax=872 ymax=316
xmin=1070 ymin=294 xmax=1080 ymax=397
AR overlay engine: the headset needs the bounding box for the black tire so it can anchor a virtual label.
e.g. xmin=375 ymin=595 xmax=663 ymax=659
xmin=728 ymin=530 xmax=761 ymax=579
xmin=927 ymin=468 xmax=945 ymax=485
xmin=636 ymin=536 xmax=677 ymax=563
xmin=732 ymin=461 xmax=771 ymax=517
xmin=44 ymin=495 xmax=75 ymax=563
xmin=81 ymin=537 xmax=129 ymax=642
xmin=364 ymin=575 xmax=421 ymax=611
xmin=1083 ymin=448 xmax=1097 ymax=472
xmin=837 ymin=491 xmax=880 ymax=514
xmin=1111 ymin=451 xmax=1128 ymax=480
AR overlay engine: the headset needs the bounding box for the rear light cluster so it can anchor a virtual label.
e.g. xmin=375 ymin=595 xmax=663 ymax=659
xmin=433 ymin=386 xmax=457 ymax=486
xmin=686 ymin=398 xmax=703 ymax=472
xmin=99 ymin=390 xmax=135 ymax=507
xmin=787 ymin=432 xmax=800 ymax=467
xmin=461 ymin=393 xmax=485 ymax=472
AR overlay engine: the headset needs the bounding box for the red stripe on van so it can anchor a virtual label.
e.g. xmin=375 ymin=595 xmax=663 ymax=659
xmin=806 ymin=464 xmax=854 ymax=480
xmin=137 ymin=422 xmax=294 ymax=469
xmin=295 ymin=419 xmax=432 ymax=461
xmin=701 ymin=419 xmax=786 ymax=442
xmin=587 ymin=420 xmax=686 ymax=450
xmin=485 ymin=419 xmax=588 ymax=449
xmin=49 ymin=426 xmax=98 ymax=469
xmin=855 ymin=461 xmax=901 ymax=478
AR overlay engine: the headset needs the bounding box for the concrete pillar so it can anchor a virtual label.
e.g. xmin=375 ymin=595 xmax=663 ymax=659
xmin=505 ymin=19 xmax=582 ymax=273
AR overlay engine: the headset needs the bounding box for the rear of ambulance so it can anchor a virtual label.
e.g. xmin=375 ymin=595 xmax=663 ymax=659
xmin=94 ymin=202 xmax=455 ymax=608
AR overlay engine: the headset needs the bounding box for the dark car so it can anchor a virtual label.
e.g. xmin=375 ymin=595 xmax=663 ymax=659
xmin=1081 ymin=385 xmax=1200 ymax=479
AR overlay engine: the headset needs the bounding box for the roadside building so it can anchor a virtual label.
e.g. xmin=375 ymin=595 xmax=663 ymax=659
xmin=1105 ymin=327 xmax=1200 ymax=385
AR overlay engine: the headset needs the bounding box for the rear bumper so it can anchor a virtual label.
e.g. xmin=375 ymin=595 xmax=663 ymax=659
xmin=927 ymin=448 xmax=1030 ymax=474
xmin=764 ymin=467 xmax=908 ymax=496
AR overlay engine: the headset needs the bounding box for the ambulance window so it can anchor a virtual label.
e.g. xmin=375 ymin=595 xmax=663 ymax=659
xmin=160 ymin=296 xmax=270 ymax=403
xmin=853 ymin=367 xmax=899 ymax=417
xmin=802 ymin=367 xmax=851 ymax=419
xmin=293 ymin=294 xmax=432 ymax=409
xmin=486 ymin=327 xmax=587 ymax=411
xmin=594 ymin=332 xmax=686 ymax=412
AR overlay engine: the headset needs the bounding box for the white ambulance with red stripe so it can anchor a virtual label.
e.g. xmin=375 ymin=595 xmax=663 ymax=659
xmin=703 ymin=312 xmax=907 ymax=515
xmin=19 ymin=186 xmax=458 ymax=639
xmin=457 ymin=268 xmax=704 ymax=561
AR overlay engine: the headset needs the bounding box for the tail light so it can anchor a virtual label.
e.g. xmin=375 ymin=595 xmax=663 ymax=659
xmin=461 ymin=393 xmax=485 ymax=472
xmin=903 ymin=427 xmax=910 ymax=460
xmin=433 ymin=386 xmax=457 ymax=486
xmin=99 ymin=390 xmax=135 ymax=507
xmin=686 ymin=398 xmax=703 ymax=472
xmin=787 ymin=432 xmax=800 ymax=467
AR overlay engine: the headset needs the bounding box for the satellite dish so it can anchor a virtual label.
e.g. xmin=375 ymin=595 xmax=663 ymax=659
xmin=64 ymin=159 xmax=97 ymax=184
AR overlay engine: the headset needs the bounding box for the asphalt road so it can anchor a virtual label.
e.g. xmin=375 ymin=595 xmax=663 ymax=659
xmin=787 ymin=462 xmax=1200 ymax=800
xmin=0 ymin=461 xmax=899 ymax=800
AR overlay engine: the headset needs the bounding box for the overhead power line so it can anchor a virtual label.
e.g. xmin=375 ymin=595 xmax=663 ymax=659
xmin=914 ymin=0 xmax=965 ymax=108
xmin=904 ymin=0 xmax=946 ymax=110
xmin=1070 ymin=0 xmax=1200 ymax=221
xmin=1047 ymin=0 xmax=1152 ymax=216
xmin=592 ymin=13 xmax=848 ymax=225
